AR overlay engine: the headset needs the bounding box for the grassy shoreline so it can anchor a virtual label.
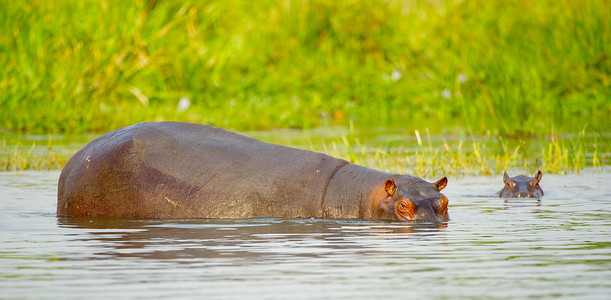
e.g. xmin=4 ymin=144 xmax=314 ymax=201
xmin=2 ymin=125 xmax=608 ymax=177
xmin=2 ymin=0 xmax=609 ymax=174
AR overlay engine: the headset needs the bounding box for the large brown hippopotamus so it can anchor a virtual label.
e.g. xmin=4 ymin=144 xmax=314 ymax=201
xmin=57 ymin=122 xmax=449 ymax=222
xmin=499 ymin=170 xmax=543 ymax=198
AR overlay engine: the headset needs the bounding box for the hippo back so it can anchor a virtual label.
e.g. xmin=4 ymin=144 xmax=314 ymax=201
xmin=57 ymin=122 xmax=349 ymax=218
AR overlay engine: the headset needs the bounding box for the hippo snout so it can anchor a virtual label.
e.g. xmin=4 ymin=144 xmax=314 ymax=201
xmin=414 ymin=199 xmax=447 ymax=222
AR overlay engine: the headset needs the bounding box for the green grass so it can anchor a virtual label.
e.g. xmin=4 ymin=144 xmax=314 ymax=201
xmin=1 ymin=0 xmax=609 ymax=175
xmin=1 ymin=0 xmax=610 ymax=134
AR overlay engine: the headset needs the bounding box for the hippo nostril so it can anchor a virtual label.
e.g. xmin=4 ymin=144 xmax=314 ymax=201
xmin=417 ymin=213 xmax=444 ymax=223
xmin=416 ymin=205 xmax=444 ymax=222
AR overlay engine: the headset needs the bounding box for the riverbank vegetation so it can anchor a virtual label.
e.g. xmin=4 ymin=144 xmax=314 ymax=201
xmin=1 ymin=0 xmax=609 ymax=134
xmin=1 ymin=0 xmax=610 ymax=175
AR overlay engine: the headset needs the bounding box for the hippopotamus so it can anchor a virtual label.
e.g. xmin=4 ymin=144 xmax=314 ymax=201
xmin=57 ymin=122 xmax=449 ymax=222
xmin=498 ymin=170 xmax=543 ymax=198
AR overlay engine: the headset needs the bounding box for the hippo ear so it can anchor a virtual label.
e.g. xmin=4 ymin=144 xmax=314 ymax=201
xmin=534 ymin=170 xmax=542 ymax=183
xmin=384 ymin=178 xmax=396 ymax=196
xmin=503 ymin=171 xmax=509 ymax=183
xmin=434 ymin=177 xmax=448 ymax=192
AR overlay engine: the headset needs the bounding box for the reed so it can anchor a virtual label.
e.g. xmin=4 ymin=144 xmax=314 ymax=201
xmin=316 ymin=128 xmax=607 ymax=178
xmin=0 ymin=137 xmax=67 ymax=171
xmin=1 ymin=129 xmax=607 ymax=176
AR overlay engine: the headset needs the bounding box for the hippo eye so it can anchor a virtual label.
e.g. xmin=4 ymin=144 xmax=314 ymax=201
xmin=507 ymin=181 xmax=516 ymax=188
xmin=396 ymin=199 xmax=415 ymax=218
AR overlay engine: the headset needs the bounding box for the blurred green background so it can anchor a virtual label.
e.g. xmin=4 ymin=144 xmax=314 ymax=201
xmin=1 ymin=0 xmax=610 ymax=135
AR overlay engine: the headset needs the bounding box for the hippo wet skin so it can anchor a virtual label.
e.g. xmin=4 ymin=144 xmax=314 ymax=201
xmin=499 ymin=170 xmax=544 ymax=198
xmin=57 ymin=122 xmax=449 ymax=222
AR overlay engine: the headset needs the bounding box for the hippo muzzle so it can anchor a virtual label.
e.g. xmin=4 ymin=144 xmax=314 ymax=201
xmin=412 ymin=197 xmax=448 ymax=223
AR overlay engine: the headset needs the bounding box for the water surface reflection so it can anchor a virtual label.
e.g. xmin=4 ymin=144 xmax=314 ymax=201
xmin=1 ymin=170 xmax=610 ymax=299
xmin=56 ymin=217 xmax=448 ymax=261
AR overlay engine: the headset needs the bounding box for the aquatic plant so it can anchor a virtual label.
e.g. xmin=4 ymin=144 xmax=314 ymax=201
xmin=0 ymin=137 xmax=67 ymax=171
xmin=1 ymin=131 xmax=607 ymax=176
xmin=315 ymin=125 xmax=608 ymax=178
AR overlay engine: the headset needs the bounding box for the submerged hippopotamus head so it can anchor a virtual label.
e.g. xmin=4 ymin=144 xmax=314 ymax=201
xmin=499 ymin=170 xmax=543 ymax=198
xmin=373 ymin=177 xmax=449 ymax=223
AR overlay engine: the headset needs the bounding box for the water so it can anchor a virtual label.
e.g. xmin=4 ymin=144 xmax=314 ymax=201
xmin=1 ymin=169 xmax=610 ymax=299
